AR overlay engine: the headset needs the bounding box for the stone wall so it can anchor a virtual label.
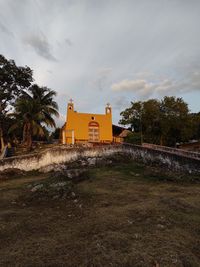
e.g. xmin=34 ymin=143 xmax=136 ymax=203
xmin=122 ymin=144 xmax=200 ymax=174
xmin=0 ymin=145 xmax=122 ymax=172
xmin=0 ymin=144 xmax=200 ymax=174
xmin=142 ymin=143 xmax=200 ymax=160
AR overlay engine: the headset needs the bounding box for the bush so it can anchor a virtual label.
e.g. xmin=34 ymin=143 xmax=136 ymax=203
xmin=124 ymin=132 xmax=141 ymax=145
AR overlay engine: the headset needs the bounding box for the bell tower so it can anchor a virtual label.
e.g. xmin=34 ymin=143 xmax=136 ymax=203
xmin=105 ymin=103 xmax=112 ymax=115
xmin=68 ymin=98 xmax=74 ymax=112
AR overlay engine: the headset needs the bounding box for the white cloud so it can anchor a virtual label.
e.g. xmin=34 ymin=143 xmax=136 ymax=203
xmin=111 ymin=73 xmax=200 ymax=99
xmin=111 ymin=79 xmax=155 ymax=98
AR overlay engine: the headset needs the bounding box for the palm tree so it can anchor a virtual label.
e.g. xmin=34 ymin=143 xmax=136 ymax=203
xmin=9 ymin=84 xmax=59 ymax=149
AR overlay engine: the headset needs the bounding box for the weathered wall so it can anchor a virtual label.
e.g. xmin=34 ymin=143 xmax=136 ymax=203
xmin=142 ymin=143 xmax=200 ymax=160
xmin=122 ymin=144 xmax=200 ymax=174
xmin=0 ymin=145 xmax=122 ymax=172
xmin=0 ymin=144 xmax=200 ymax=174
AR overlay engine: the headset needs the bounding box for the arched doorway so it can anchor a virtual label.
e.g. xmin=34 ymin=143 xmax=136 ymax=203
xmin=88 ymin=121 xmax=99 ymax=142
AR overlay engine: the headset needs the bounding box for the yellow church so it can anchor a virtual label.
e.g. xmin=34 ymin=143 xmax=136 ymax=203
xmin=61 ymin=100 xmax=114 ymax=145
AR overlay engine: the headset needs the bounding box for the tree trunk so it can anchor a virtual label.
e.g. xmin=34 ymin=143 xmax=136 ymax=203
xmin=22 ymin=124 xmax=27 ymax=144
xmin=26 ymin=122 xmax=32 ymax=150
xmin=0 ymin=127 xmax=5 ymax=152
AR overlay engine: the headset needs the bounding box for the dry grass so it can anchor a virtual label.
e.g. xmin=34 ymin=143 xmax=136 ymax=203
xmin=0 ymin=162 xmax=200 ymax=267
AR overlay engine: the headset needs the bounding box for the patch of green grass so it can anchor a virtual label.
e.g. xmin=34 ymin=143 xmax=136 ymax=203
xmin=87 ymin=162 xmax=200 ymax=185
xmin=87 ymin=162 xmax=144 ymax=179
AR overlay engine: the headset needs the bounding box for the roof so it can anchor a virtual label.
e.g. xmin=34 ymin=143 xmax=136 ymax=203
xmin=119 ymin=129 xmax=132 ymax=138
xmin=112 ymin=124 xmax=126 ymax=136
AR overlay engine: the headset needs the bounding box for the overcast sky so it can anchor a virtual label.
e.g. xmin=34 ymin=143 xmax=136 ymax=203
xmin=1 ymin=0 xmax=200 ymax=126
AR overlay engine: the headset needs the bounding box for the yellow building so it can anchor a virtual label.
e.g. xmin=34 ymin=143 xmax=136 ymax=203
xmin=62 ymin=100 xmax=113 ymax=144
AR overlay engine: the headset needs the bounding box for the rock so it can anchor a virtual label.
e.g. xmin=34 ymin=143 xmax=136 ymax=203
xmin=80 ymin=160 xmax=87 ymax=166
xmin=66 ymin=170 xmax=74 ymax=179
xmin=39 ymin=164 xmax=67 ymax=173
xmin=88 ymin=158 xmax=96 ymax=166
xmin=71 ymin=192 xmax=76 ymax=198
xmin=66 ymin=169 xmax=87 ymax=180
xmin=39 ymin=165 xmax=54 ymax=173
xmin=157 ymin=224 xmax=165 ymax=229
xmin=134 ymin=233 xmax=139 ymax=239
xmin=50 ymin=182 xmax=67 ymax=188
xmin=31 ymin=184 xmax=44 ymax=192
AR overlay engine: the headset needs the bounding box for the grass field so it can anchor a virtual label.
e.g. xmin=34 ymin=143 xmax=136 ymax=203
xmin=0 ymin=162 xmax=200 ymax=267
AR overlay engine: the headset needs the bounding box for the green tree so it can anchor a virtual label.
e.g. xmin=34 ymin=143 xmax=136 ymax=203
xmin=160 ymin=96 xmax=190 ymax=146
xmin=10 ymin=85 xmax=59 ymax=149
xmin=51 ymin=127 xmax=61 ymax=140
xmin=142 ymin=99 xmax=161 ymax=144
xmin=119 ymin=101 xmax=143 ymax=132
xmin=0 ymin=54 xmax=33 ymax=150
xmin=119 ymin=96 xmax=193 ymax=147
xmin=189 ymin=112 xmax=200 ymax=140
xmin=119 ymin=99 xmax=161 ymax=144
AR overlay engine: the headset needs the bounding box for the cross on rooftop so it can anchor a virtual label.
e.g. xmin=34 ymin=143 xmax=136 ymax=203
xmin=106 ymin=102 xmax=110 ymax=107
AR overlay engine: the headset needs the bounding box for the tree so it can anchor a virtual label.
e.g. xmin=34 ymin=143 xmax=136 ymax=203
xmin=119 ymin=101 xmax=143 ymax=132
xmin=119 ymin=99 xmax=161 ymax=144
xmin=9 ymin=85 xmax=59 ymax=149
xmin=51 ymin=127 xmax=61 ymax=140
xmin=119 ymin=96 xmax=193 ymax=147
xmin=0 ymin=54 xmax=33 ymax=150
xmin=189 ymin=112 xmax=200 ymax=140
xmin=160 ymin=97 xmax=190 ymax=146
xmin=142 ymin=99 xmax=161 ymax=144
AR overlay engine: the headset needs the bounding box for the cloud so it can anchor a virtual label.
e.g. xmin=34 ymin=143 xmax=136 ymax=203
xmin=1 ymin=0 xmax=200 ymax=119
xmin=65 ymin=38 xmax=73 ymax=47
xmin=113 ymin=95 xmax=129 ymax=110
xmin=97 ymin=68 xmax=112 ymax=76
xmin=0 ymin=22 xmax=14 ymax=37
xmin=92 ymin=68 xmax=112 ymax=91
xmin=190 ymin=70 xmax=200 ymax=89
xmin=23 ymin=32 xmax=57 ymax=61
xmin=111 ymin=72 xmax=200 ymax=99
xmin=111 ymin=79 xmax=154 ymax=98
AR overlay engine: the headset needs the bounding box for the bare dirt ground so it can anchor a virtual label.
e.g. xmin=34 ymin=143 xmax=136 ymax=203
xmin=0 ymin=163 xmax=200 ymax=267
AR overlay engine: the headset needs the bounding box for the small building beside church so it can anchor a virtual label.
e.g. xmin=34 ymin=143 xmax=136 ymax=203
xmin=61 ymin=100 xmax=113 ymax=145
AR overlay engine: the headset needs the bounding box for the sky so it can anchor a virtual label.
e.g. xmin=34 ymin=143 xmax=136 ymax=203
xmin=0 ymin=0 xmax=200 ymax=126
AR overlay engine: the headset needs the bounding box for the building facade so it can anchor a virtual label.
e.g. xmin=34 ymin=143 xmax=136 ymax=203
xmin=62 ymin=101 xmax=113 ymax=145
